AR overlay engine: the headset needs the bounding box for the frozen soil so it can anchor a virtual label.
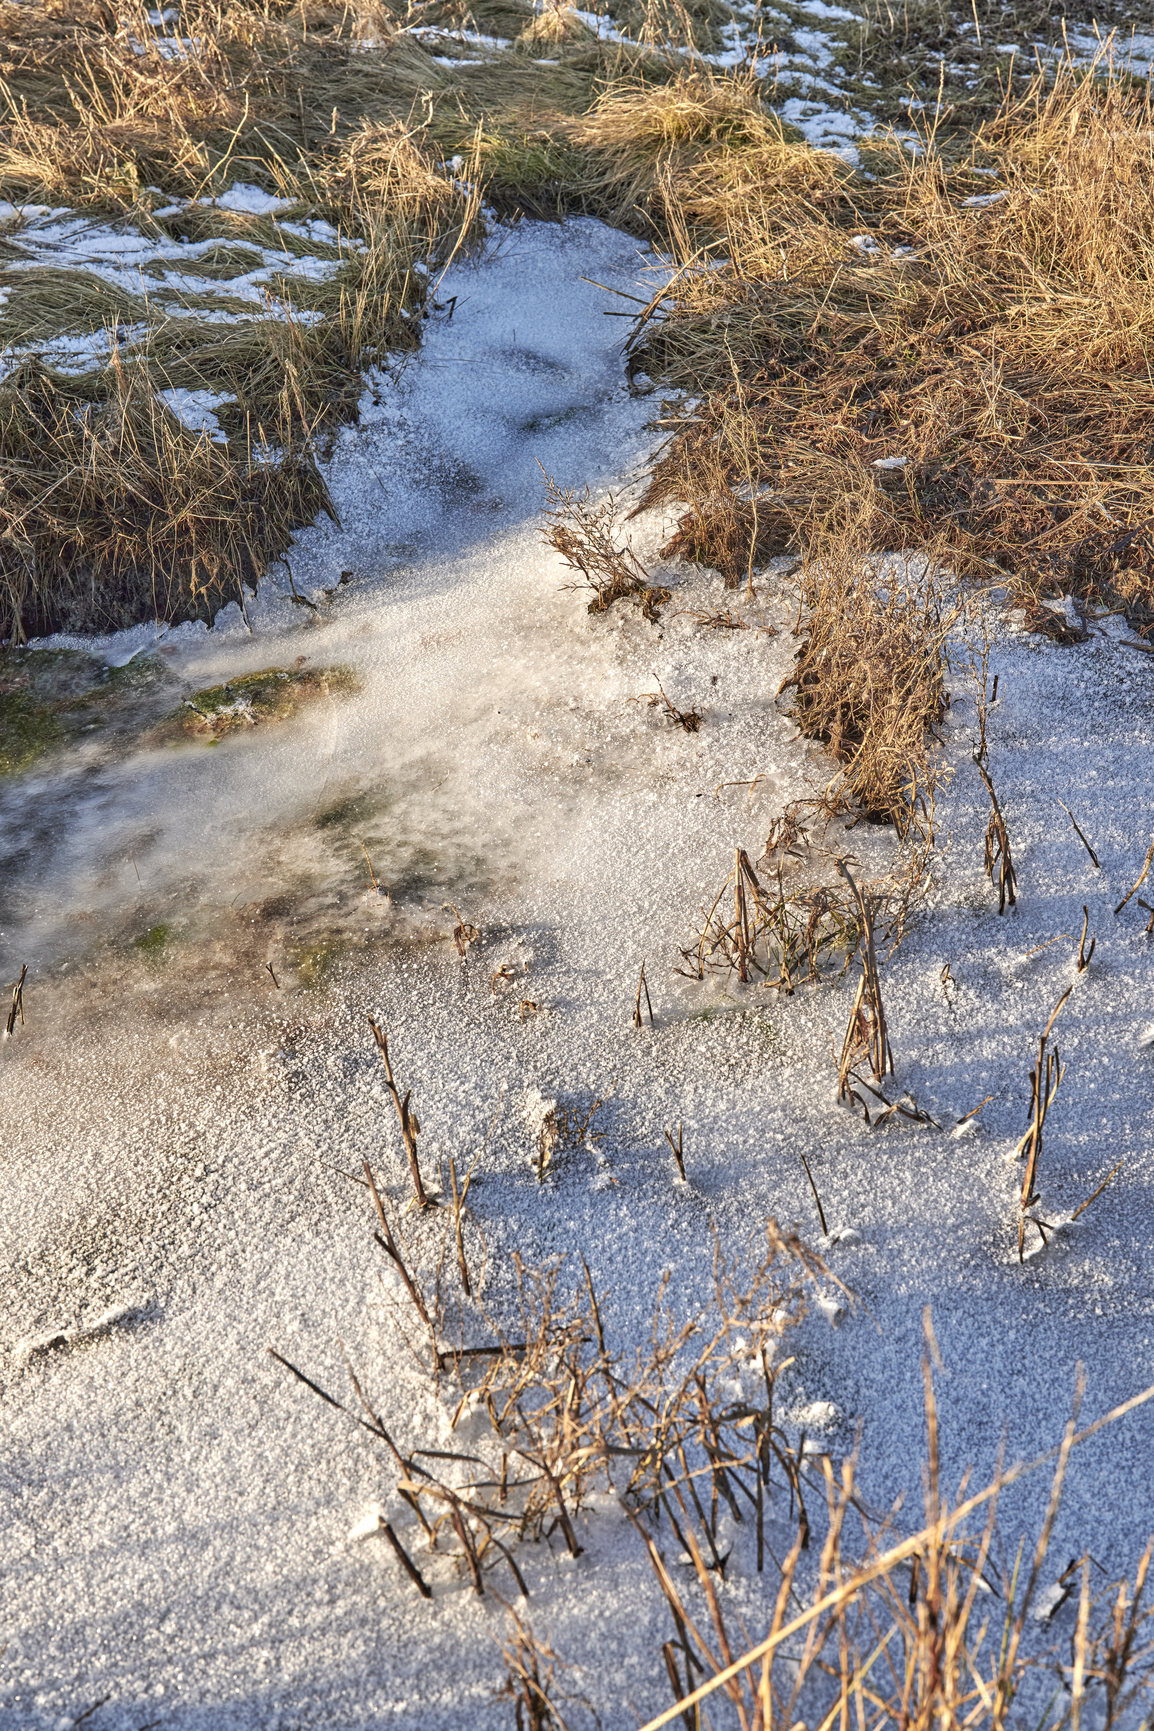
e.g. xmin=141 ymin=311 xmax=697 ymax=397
xmin=3 ymin=211 xmax=1154 ymax=1727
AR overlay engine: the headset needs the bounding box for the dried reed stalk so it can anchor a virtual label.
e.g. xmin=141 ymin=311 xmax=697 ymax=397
xmin=975 ymin=752 xmax=1018 ymax=915
xmin=634 ymin=960 xmax=655 ymax=1028
xmin=837 ymin=860 xmax=893 ymax=1091
xmin=5 ymin=963 xmax=26 ymax=1037
xmin=1015 ymin=986 xmax=1072 ymax=1262
xmin=367 ymin=1018 xmax=430 ymax=1208
xmin=638 ymin=1317 xmax=1154 ymax=1731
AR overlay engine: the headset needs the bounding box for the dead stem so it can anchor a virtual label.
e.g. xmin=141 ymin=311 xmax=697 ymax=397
xmin=367 ymin=1018 xmax=431 ymax=1209
xmin=5 ymin=963 xmax=27 ymax=1036
xmin=1015 ymin=986 xmax=1072 ymax=1262
xmin=634 ymin=960 xmax=655 ymax=1029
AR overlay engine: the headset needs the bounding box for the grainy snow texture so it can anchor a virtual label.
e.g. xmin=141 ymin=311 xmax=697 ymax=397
xmin=4 ymin=85 xmax=1154 ymax=1731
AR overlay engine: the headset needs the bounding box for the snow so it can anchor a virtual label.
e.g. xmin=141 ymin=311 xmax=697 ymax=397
xmin=0 ymin=327 xmax=151 ymax=380
xmin=0 ymin=202 xmax=339 ymax=309
xmin=157 ymin=386 xmax=235 ymax=440
xmin=212 ymin=184 xmax=295 ymax=217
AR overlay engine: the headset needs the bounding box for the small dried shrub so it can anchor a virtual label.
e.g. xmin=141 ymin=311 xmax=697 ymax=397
xmin=541 ymin=473 xmax=670 ymax=619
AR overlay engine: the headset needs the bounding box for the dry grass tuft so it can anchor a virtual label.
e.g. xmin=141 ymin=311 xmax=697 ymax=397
xmin=0 ymin=1 xmax=488 ymax=636
xmin=678 ymin=826 xmax=861 ymax=992
xmin=637 ymin=1319 xmax=1154 ymax=1731
xmin=276 ymin=1162 xmax=833 ymax=1600
xmin=565 ymin=67 xmax=837 ymax=232
xmin=780 ymin=552 xmax=957 ymax=827
xmin=541 ymin=471 xmax=671 ymax=619
xmin=518 ymin=3 xmax=596 ymax=47
xmin=278 ymin=1124 xmax=1154 ymax=1731
xmin=0 ymin=356 xmax=332 ymax=639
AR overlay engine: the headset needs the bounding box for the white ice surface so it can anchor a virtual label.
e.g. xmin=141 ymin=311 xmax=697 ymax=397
xmin=4 ymin=209 xmax=1154 ymax=1730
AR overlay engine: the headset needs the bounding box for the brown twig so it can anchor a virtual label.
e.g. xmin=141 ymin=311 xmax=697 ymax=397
xmin=361 ymin=841 xmax=386 ymax=896
xmin=975 ymin=754 xmax=1017 ymax=913
xmin=837 ymin=861 xmax=893 ymax=1083
xmin=799 ymin=1153 xmax=829 ymax=1238
xmin=1077 ymin=906 xmax=1096 ymax=972
xmin=368 ymin=1018 xmax=431 ymax=1208
xmin=363 ymin=1160 xmax=435 ymax=1334
xmin=1057 ymin=801 xmax=1100 ymax=869
xmin=1116 ymin=839 xmax=1154 ymax=916
xmin=1016 ymin=987 xmax=1072 ymax=1261
xmin=5 ymin=963 xmax=26 ymax=1036
xmin=1070 ymin=1160 xmax=1123 ymax=1222
xmin=634 ymin=959 xmax=655 ymax=1028
xmin=381 ymin=1521 xmax=433 ymax=1599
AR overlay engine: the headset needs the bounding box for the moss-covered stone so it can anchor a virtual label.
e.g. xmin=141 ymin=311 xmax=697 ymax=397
xmin=159 ymin=663 xmax=360 ymax=743
xmin=0 ymin=648 xmax=108 ymax=774
xmin=0 ymin=690 xmax=66 ymax=775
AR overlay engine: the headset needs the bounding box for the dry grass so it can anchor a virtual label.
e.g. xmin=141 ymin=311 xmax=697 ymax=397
xmin=564 ymin=66 xmax=838 ymax=233
xmin=0 ymin=354 xmax=331 ymax=637
xmin=276 ymin=1121 xmax=1154 ymax=1731
xmin=0 ymin=0 xmax=448 ymax=210
xmin=634 ymin=54 xmax=1154 ymax=632
xmin=636 ymin=1325 xmax=1154 ymax=1731
xmin=276 ymin=1152 xmax=834 ymax=1597
xmin=541 ymin=472 xmax=671 ymax=618
xmin=0 ymin=0 xmax=493 ymax=635
xmin=677 ymin=838 xmax=862 ymax=992
xmin=780 ymin=552 xmax=957 ymax=826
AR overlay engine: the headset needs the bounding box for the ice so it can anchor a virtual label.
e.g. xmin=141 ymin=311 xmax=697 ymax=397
xmin=1033 ymin=1577 xmax=1073 ymax=1621
xmin=347 ymin=1505 xmax=389 ymax=1541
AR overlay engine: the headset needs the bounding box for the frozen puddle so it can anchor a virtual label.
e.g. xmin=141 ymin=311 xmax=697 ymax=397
xmin=4 ymin=218 xmax=1154 ymax=1728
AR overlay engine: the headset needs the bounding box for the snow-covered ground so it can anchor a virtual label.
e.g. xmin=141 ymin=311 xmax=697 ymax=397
xmin=5 ymin=50 xmax=1154 ymax=1731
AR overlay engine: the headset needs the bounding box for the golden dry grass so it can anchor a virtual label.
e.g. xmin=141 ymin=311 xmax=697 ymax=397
xmin=0 ymin=354 xmax=334 ymax=638
xmin=0 ymin=0 xmax=495 ymax=635
xmin=635 ymin=54 xmax=1154 ymax=628
xmin=781 ymin=551 xmax=957 ymax=825
xmin=278 ymin=1104 xmax=1154 ymax=1731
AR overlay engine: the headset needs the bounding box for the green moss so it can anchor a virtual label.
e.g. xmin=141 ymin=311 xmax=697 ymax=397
xmin=291 ymin=935 xmax=348 ymax=989
xmin=99 ymin=653 xmax=168 ymax=697
xmin=0 ymin=648 xmax=118 ymax=773
xmin=0 ymin=691 xmax=65 ymax=775
xmin=134 ymin=924 xmax=171 ymax=958
xmin=314 ymin=788 xmax=384 ymax=830
xmin=162 ymin=663 xmax=360 ymax=742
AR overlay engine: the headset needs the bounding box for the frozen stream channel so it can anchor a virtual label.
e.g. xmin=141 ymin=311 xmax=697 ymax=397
xmin=4 ymin=216 xmax=1154 ymax=1729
